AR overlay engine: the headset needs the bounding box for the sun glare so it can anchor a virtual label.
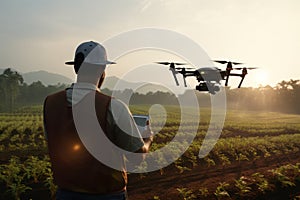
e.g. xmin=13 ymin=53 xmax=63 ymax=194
xmin=73 ymin=144 xmax=81 ymax=151
xmin=254 ymin=70 xmax=269 ymax=86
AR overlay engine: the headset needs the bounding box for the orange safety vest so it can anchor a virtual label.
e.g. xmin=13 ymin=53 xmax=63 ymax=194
xmin=43 ymin=90 xmax=126 ymax=194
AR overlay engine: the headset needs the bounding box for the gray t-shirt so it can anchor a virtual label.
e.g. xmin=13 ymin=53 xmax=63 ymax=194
xmin=65 ymin=82 xmax=144 ymax=153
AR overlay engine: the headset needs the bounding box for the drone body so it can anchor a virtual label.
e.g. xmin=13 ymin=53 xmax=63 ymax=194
xmin=155 ymin=61 xmax=257 ymax=94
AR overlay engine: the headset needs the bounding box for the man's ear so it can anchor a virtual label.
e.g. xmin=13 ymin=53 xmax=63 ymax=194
xmin=74 ymin=53 xmax=85 ymax=74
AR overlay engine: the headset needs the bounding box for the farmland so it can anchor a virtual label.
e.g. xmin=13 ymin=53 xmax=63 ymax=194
xmin=0 ymin=105 xmax=300 ymax=199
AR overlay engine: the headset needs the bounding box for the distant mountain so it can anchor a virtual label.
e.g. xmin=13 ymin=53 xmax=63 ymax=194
xmin=0 ymin=68 xmax=177 ymax=93
xmin=22 ymin=70 xmax=73 ymax=85
xmin=0 ymin=68 xmax=73 ymax=85
xmin=102 ymin=76 xmax=145 ymax=91
xmin=101 ymin=76 xmax=173 ymax=94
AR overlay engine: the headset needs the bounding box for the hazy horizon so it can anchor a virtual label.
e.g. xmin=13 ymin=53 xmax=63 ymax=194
xmin=1 ymin=0 xmax=299 ymax=90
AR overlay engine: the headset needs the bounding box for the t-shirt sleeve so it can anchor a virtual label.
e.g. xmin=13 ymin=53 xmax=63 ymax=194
xmin=107 ymin=99 xmax=144 ymax=152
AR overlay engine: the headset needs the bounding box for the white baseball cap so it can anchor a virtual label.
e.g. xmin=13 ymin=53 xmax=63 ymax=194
xmin=65 ymin=41 xmax=116 ymax=65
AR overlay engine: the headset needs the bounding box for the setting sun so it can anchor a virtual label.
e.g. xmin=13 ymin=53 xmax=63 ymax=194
xmin=254 ymin=69 xmax=269 ymax=86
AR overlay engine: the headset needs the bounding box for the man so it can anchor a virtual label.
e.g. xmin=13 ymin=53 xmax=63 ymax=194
xmin=43 ymin=41 xmax=153 ymax=200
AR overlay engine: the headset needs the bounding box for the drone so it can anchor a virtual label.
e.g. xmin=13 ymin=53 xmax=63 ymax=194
xmin=155 ymin=61 xmax=257 ymax=94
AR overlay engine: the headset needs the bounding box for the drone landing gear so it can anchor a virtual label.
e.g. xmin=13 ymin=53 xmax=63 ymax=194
xmin=238 ymin=76 xmax=245 ymax=88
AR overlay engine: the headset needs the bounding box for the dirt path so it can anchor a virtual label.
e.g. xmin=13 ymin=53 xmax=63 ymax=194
xmin=127 ymin=152 xmax=300 ymax=199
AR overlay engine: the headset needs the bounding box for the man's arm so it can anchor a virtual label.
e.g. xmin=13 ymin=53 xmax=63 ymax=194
xmin=135 ymin=131 xmax=153 ymax=154
xmin=107 ymin=99 xmax=151 ymax=154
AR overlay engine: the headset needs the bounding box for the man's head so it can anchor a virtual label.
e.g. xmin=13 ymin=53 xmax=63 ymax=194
xmin=65 ymin=41 xmax=115 ymax=85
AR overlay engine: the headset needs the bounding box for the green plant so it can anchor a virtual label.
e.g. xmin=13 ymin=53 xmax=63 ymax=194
xmin=270 ymin=168 xmax=295 ymax=188
xmin=198 ymin=187 xmax=209 ymax=197
xmin=44 ymin=167 xmax=57 ymax=198
xmin=0 ymin=156 xmax=31 ymax=200
xmin=204 ymin=157 xmax=215 ymax=167
xmin=176 ymin=187 xmax=197 ymax=200
xmin=214 ymin=182 xmax=230 ymax=199
xmin=175 ymin=165 xmax=191 ymax=174
xmin=219 ymin=153 xmax=231 ymax=166
xmin=251 ymin=173 xmax=270 ymax=194
xmin=234 ymin=176 xmax=251 ymax=196
xmin=24 ymin=156 xmax=50 ymax=183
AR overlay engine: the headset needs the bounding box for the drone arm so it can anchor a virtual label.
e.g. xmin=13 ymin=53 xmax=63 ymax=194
xmin=229 ymin=73 xmax=243 ymax=77
xmin=225 ymin=77 xmax=229 ymax=86
xmin=238 ymin=76 xmax=245 ymax=88
xmin=225 ymin=75 xmax=230 ymax=86
xmin=170 ymin=68 xmax=179 ymax=86
xmin=183 ymin=75 xmax=187 ymax=87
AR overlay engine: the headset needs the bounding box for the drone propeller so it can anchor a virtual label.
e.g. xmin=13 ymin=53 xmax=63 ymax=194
xmin=155 ymin=62 xmax=170 ymax=65
xmin=213 ymin=60 xmax=243 ymax=86
xmin=213 ymin=60 xmax=227 ymax=64
xmin=174 ymin=63 xmax=188 ymax=65
xmin=233 ymin=67 xmax=257 ymax=70
xmin=175 ymin=67 xmax=195 ymax=70
xmin=156 ymin=62 xmax=192 ymax=87
xmin=232 ymin=62 xmax=243 ymax=65
xmin=213 ymin=60 xmax=243 ymax=65
xmin=155 ymin=62 xmax=187 ymax=65
xmin=155 ymin=62 xmax=189 ymax=70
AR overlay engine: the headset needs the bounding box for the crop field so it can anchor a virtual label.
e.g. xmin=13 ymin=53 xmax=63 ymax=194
xmin=0 ymin=105 xmax=300 ymax=199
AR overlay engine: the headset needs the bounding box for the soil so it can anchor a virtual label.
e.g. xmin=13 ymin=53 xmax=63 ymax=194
xmin=2 ymin=152 xmax=299 ymax=200
xmin=127 ymin=152 xmax=300 ymax=200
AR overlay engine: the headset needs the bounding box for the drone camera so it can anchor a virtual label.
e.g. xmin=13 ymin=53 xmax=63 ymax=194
xmin=196 ymin=83 xmax=209 ymax=91
xmin=196 ymin=83 xmax=220 ymax=94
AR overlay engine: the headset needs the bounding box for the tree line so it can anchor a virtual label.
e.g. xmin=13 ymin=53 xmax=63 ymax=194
xmin=226 ymin=80 xmax=300 ymax=114
xmin=178 ymin=80 xmax=300 ymax=114
xmin=0 ymin=68 xmax=65 ymax=112
xmin=0 ymin=68 xmax=299 ymax=114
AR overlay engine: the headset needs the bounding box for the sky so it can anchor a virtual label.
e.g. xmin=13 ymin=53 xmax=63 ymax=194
xmin=0 ymin=0 xmax=300 ymax=89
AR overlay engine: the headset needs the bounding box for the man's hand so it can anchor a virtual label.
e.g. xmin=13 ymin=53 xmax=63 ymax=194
xmin=142 ymin=127 xmax=154 ymax=143
xmin=135 ymin=128 xmax=153 ymax=154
